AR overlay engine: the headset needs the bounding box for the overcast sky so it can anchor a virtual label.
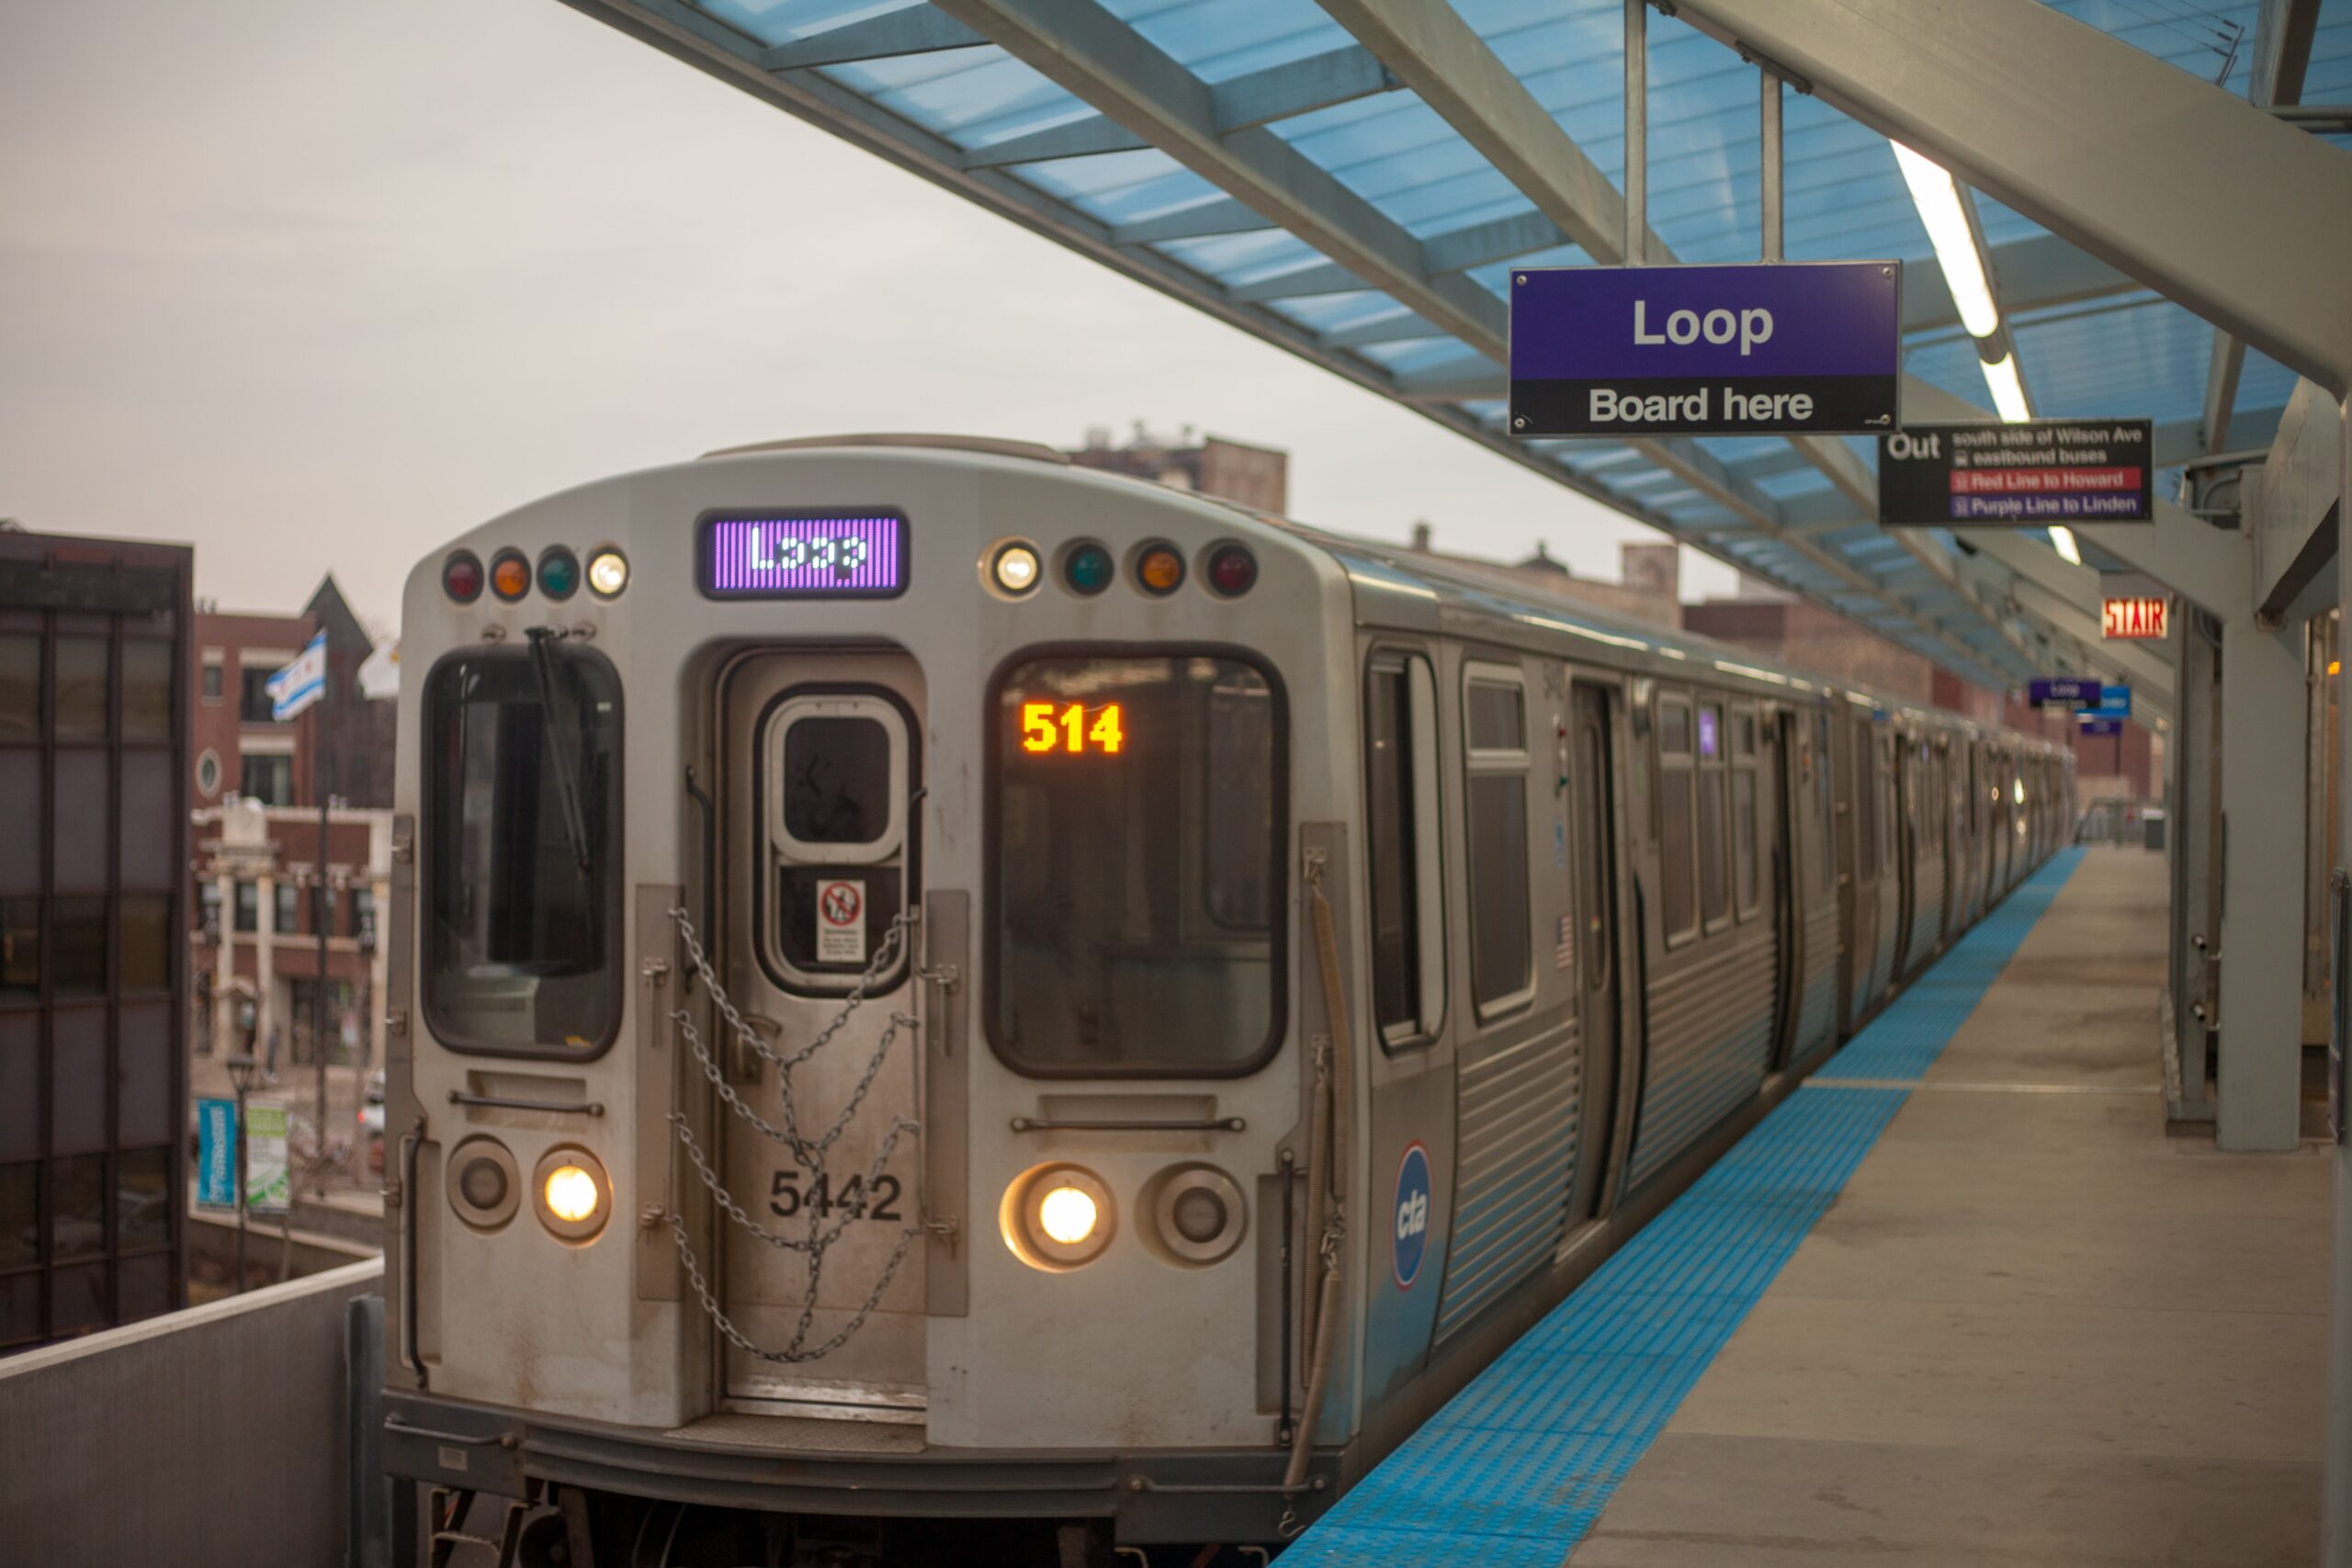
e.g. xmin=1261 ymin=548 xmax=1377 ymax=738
xmin=0 ymin=0 xmax=1737 ymax=631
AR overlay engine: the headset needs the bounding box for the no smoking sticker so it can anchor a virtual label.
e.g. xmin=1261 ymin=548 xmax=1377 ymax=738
xmin=816 ymin=878 xmax=865 ymax=964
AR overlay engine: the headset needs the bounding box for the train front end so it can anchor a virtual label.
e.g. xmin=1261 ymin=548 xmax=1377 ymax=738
xmin=381 ymin=438 xmax=1357 ymax=1563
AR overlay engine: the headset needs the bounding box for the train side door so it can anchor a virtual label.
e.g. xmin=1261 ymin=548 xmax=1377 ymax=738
xmin=714 ymin=649 xmax=928 ymax=1415
xmin=1768 ymin=708 xmax=1802 ymax=1069
xmin=1567 ymin=682 xmax=1619 ymax=1223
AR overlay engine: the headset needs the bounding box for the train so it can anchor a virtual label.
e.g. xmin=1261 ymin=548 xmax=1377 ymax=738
xmin=379 ymin=434 xmax=2074 ymax=1567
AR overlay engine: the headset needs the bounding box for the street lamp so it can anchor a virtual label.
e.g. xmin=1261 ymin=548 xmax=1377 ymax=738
xmin=224 ymin=1053 xmax=257 ymax=1293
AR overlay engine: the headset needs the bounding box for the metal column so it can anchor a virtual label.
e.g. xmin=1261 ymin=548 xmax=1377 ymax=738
xmin=2324 ymin=394 xmax=2352 ymax=1566
xmin=2216 ymin=609 xmax=2306 ymax=1152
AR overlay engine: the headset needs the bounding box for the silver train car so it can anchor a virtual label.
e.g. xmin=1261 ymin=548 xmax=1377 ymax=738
xmin=380 ymin=435 xmax=2074 ymax=1566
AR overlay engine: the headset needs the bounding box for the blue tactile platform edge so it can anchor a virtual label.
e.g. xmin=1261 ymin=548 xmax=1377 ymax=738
xmin=1285 ymin=847 xmax=2088 ymax=1567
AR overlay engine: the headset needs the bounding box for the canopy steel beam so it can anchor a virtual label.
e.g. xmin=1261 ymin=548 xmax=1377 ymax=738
xmin=960 ymin=44 xmax=1396 ymax=169
xmin=1666 ymin=0 xmax=2352 ymax=395
xmin=755 ymin=10 xmax=985 ymax=70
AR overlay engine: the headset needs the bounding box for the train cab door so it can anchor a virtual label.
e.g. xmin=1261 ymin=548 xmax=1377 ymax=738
xmin=1566 ymin=682 xmax=1620 ymax=1223
xmin=713 ymin=649 xmax=929 ymax=1416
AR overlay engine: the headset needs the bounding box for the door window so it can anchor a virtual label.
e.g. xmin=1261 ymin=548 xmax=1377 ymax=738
xmin=1365 ymin=650 xmax=1445 ymax=1046
xmin=763 ymin=693 xmax=912 ymax=990
xmin=1464 ymin=663 xmax=1532 ymax=1016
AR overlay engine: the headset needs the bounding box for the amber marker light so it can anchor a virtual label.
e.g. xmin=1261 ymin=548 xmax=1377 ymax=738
xmin=586 ymin=547 xmax=629 ymax=599
xmin=490 ymin=550 xmax=532 ymax=603
xmin=1136 ymin=543 xmax=1184 ymax=596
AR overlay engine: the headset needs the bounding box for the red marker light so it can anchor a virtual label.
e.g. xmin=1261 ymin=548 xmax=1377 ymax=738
xmin=1205 ymin=544 xmax=1258 ymax=597
xmin=443 ymin=551 xmax=484 ymax=604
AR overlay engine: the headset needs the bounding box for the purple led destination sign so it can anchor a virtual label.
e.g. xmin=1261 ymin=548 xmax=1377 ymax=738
xmin=699 ymin=512 xmax=909 ymax=599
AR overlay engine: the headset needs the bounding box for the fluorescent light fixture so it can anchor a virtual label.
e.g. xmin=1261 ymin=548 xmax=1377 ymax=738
xmin=1981 ymin=352 xmax=2031 ymax=423
xmin=2048 ymin=525 xmax=2083 ymax=564
xmin=1892 ymin=142 xmax=1999 ymax=338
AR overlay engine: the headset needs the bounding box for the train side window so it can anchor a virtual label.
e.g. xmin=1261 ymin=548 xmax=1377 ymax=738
xmin=1731 ymin=703 xmax=1759 ymax=920
xmin=1365 ymin=650 xmax=1445 ymax=1047
xmin=1814 ymin=713 xmax=1836 ymax=894
xmin=1697 ymin=700 xmax=1729 ymax=930
xmin=1854 ymin=716 xmax=1877 ymax=877
xmin=1463 ymin=662 xmax=1532 ymax=1017
xmin=422 ymin=648 xmax=623 ymax=1056
xmin=1657 ymin=693 xmax=1697 ymax=944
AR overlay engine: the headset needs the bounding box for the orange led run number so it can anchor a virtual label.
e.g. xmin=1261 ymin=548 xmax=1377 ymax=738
xmin=1020 ymin=701 xmax=1125 ymax=755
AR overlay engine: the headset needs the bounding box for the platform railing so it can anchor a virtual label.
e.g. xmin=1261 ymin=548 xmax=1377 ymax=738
xmin=0 ymin=1257 xmax=388 ymax=1568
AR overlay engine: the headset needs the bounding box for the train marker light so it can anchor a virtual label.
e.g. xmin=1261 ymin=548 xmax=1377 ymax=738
xmin=443 ymin=551 xmax=484 ymax=604
xmin=586 ymin=547 xmax=629 ymax=599
xmin=490 ymin=549 xmax=532 ymax=603
xmin=1136 ymin=543 xmax=1184 ymax=596
xmin=1205 ymin=544 xmax=1258 ymax=597
xmin=992 ymin=542 xmax=1041 ymax=595
xmin=538 ymin=546 xmax=581 ymax=602
xmin=1039 ymin=1185 xmax=1098 ymax=1246
xmin=1063 ymin=542 xmax=1114 ymax=596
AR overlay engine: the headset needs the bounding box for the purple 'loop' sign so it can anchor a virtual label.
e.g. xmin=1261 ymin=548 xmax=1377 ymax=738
xmin=698 ymin=512 xmax=910 ymax=600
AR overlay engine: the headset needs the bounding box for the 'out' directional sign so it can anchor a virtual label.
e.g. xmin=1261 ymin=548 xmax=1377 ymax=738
xmin=1510 ymin=262 xmax=1903 ymax=438
xmin=1880 ymin=420 xmax=2154 ymax=525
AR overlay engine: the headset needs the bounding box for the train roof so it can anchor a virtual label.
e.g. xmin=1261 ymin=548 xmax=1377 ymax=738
xmin=690 ymin=434 xmax=2068 ymax=757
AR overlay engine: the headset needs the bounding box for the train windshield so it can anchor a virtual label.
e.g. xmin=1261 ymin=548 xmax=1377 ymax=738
xmin=990 ymin=652 xmax=1283 ymax=1074
xmin=423 ymin=647 xmax=622 ymax=1053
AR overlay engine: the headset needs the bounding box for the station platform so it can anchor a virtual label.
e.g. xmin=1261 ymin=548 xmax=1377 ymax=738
xmin=1292 ymin=848 xmax=2329 ymax=1567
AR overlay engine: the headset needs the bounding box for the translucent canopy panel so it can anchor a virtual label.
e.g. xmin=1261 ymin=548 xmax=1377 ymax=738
xmin=571 ymin=0 xmax=2340 ymax=700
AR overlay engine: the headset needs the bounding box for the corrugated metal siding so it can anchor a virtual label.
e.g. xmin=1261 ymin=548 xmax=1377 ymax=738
xmin=1909 ymin=856 xmax=1947 ymax=967
xmin=1793 ymin=898 xmax=1840 ymax=1060
xmin=1627 ymin=926 xmax=1776 ymax=1190
xmin=1435 ymin=1013 xmax=1584 ymax=1343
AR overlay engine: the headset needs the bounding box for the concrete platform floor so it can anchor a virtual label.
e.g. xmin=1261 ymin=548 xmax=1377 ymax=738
xmin=1571 ymin=848 xmax=2330 ymax=1568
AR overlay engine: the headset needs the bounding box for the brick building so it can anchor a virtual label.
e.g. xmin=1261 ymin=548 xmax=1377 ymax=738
xmin=1065 ymin=423 xmax=1289 ymax=513
xmin=192 ymin=575 xmax=392 ymax=814
xmin=0 ymin=526 xmax=193 ymax=1348
xmin=191 ymin=798 xmax=392 ymax=1077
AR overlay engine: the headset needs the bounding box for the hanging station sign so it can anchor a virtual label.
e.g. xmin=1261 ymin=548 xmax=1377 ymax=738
xmin=2028 ymin=677 xmax=2101 ymax=708
xmin=2101 ymin=596 xmax=2168 ymax=639
xmin=1508 ymin=262 xmax=1904 ymax=437
xmin=1880 ymin=420 xmax=2154 ymax=525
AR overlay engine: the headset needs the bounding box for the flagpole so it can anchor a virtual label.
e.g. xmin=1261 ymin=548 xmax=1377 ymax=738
xmin=314 ymin=649 xmax=330 ymax=1198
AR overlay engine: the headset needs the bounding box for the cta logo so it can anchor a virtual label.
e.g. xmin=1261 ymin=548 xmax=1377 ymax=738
xmin=1392 ymin=1143 xmax=1432 ymax=1290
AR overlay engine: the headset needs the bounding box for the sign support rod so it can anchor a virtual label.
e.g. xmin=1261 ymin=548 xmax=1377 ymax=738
xmin=1759 ymin=68 xmax=1783 ymax=262
xmin=1623 ymin=0 xmax=1645 ymax=265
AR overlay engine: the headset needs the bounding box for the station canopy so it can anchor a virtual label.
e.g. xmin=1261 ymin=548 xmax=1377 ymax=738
xmin=568 ymin=0 xmax=2352 ymax=704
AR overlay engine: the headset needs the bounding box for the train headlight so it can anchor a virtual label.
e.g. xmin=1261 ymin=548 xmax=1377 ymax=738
xmin=1038 ymin=1184 xmax=1098 ymax=1245
xmin=546 ymin=1165 xmax=598 ymax=1222
xmin=531 ymin=1147 xmax=610 ymax=1243
xmin=1002 ymin=1164 xmax=1114 ymax=1269
xmin=586 ymin=547 xmax=629 ymax=600
xmin=1148 ymin=1165 xmax=1247 ymax=1266
xmin=447 ymin=1137 xmax=521 ymax=1231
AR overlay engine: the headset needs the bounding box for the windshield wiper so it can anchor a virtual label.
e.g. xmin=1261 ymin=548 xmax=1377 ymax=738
xmin=526 ymin=626 xmax=594 ymax=875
